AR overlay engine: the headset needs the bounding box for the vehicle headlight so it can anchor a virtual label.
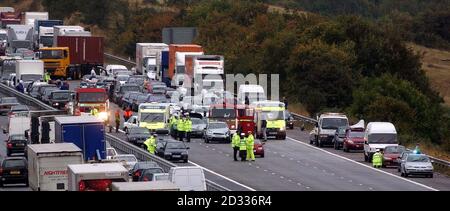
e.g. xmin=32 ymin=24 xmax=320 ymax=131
xmin=383 ymin=157 xmax=392 ymax=161
xmin=98 ymin=112 xmax=108 ymax=121
xmin=54 ymin=103 xmax=59 ymax=106
xmin=280 ymin=126 xmax=286 ymax=131
xmin=347 ymin=140 xmax=354 ymax=144
xmin=207 ymin=131 xmax=213 ymax=135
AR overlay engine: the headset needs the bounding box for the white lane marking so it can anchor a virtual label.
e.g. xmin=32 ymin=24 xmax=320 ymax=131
xmin=111 ymin=127 xmax=256 ymax=191
xmin=287 ymin=137 xmax=438 ymax=191
xmin=189 ymin=160 xmax=256 ymax=191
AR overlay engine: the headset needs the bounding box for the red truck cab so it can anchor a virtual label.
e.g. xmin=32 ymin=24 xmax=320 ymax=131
xmin=75 ymin=88 xmax=109 ymax=119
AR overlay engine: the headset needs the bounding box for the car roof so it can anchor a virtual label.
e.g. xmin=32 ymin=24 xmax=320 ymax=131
xmin=366 ymin=122 xmax=397 ymax=134
xmin=11 ymin=105 xmax=28 ymax=110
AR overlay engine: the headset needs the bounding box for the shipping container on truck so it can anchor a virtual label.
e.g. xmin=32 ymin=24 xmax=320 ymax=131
xmin=34 ymin=20 xmax=63 ymax=48
xmin=168 ymin=44 xmax=203 ymax=86
xmin=27 ymin=143 xmax=84 ymax=191
xmin=135 ymin=43 xmax=168 ymax=79
xmin=52 ymin=25 xmax=84 ymax=47
xmin=56 ymin=36 xmax=104 ymax=79
xmin=0 ymin=12 xmax=22 ymax=28
xmin=67 ymin=163 xmax=129 ymax=191
xmin=54 ymin=116 xmax=106 ymax=161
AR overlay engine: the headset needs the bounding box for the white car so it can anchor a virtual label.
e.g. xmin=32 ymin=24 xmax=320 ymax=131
xmin=123 ymin=115 xmax=139 ymax=132
xmin=112 ymin=154 xmax=138 ymax=172
xmin=106 ymin=65 xmax=128 ymax=76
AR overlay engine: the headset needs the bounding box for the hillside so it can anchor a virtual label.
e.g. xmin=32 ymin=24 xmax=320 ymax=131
xmin=409 ymin=44 xmax=450 ymax=106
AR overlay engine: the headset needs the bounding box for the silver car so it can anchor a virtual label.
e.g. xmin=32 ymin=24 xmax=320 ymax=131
xmin=399 ymin=153 xmax=433 ymax=178
xmin=203 ymin=122 xmax=231 ymax=143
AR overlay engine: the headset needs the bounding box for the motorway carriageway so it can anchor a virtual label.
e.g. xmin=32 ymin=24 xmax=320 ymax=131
xmin=68 ymin=80 xmax=450 ymax=191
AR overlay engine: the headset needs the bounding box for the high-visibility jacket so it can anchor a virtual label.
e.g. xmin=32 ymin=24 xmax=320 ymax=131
xmin=169 ymin=116 xmax=175 ymax=127
xmin=44 ymin=73 xmax=51 ymax=82
xmin=178 ymin=119 xmax=186 ymax=132
xmin=239 ymin=138 xmax=247 ymax=150
xmin=186 ymin=119 xmax=192 ymax=132
xmin=124 ymin=109 xmax=132 ymax=118
xmin=246 ymin=134 xmax=254 ymax=149
xmin=232 ymin=134 xmax=240 ymax=148
xmin=144 ymin=136 xmax=156 ymax=154
xmin=91 ymin=108 xmax=99 ymax=117
xmin=372 ymin=152 xmax=383 ymax=166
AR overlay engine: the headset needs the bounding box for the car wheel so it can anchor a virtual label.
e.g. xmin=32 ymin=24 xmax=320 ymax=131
xmin=261 ymin=153 xmax=264 ymax=158
xmin=183 ymin=159 xmax=188 ymax=163
xmin=429 ymin=174 xmax=433 ymax=178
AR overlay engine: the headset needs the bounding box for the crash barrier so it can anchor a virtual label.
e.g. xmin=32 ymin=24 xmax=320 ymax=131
xmin=105 ymin=133 xmax=231 ymax=191
xmin=0 ymin=83 xmax=57 ymax=111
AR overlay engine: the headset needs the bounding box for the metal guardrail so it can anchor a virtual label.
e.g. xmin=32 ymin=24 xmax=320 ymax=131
xmin=0 ymin=83 xmax=57 ymax=111
xmin=105 ymin=133 xmax=231 ymax=191
xmin=104 ymin=53 xmax=136 ymax=66
xmin=290 ymin=112 xmax=450 ymax=169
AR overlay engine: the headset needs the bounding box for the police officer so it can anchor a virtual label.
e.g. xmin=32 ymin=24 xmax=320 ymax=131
xmin=178 ymin=116 xmax=185 ymax=142
xmin=114 ymin=110 xmax=120 ymax=133
xmin=144 ymin=134 xmax=157 ymax=154
xmin=44 ymin=71 xmax=51 ymax=82
xmin=372 ymin=149 xmax=383 ymax=168
xmin=91 ymin=107 xmax=99 ymax=117
xmin=246 ymin=131 xmax=255 ymax=162
xmin=15 ymin=80 xmax=24 ymax=93
xmin=232 ymin=132 xmax=240 ymax=161
xmin=239 ymin=133 xmax=247 ymax=162
xmin=186 ymin=116 xmax=192 ymax=142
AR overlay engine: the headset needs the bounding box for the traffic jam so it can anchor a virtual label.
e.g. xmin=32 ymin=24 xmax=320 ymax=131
xmin=0 ymin=6 xmax=440 ymax=192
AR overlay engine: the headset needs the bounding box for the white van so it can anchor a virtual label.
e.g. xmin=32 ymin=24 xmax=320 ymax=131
xmin=168 ymin=166 xmax=206 ymax=191
xmin=105 ymin=65 xmax=128 ymax=77
xmin=238 ymin=84 xmax=266 ymax=105
xmin=364 ymin=122 xmax=398 ymax=162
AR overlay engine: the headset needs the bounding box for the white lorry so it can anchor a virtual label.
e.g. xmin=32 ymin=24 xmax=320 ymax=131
xmin=111 ymin=181 xmax=180 ymax=191
xmin=67 ymin=163 xmax=129 ymax=191
xmin=23 ymin=12 xmax=49 ymax=27
xmin=7 ymin=115 xmax=30 ymax=137
xmin=185 ymin=55 xmax=224 ymax=95
xmin=135 ymin=43 xmax=168 ymax=79
xmin=6 ymin=24 xmax=34 ymax=52
xmin=15 ymin=60 xmax=44 ymax=92
xmin=27 ymin=143 xmax=84 ymax=191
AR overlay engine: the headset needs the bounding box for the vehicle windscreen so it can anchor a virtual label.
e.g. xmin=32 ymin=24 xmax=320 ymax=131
xmin=78 ymin=92 xmax=106 ymax=103
xmin=40 ymin=36 xmax=53 ymax=47
xmin=113 ymin=69 xmax=129 ymax=75
xmin=120 ymin=86 xmax=140 ymax=93
xmin=349 ymin=131 xmax=364 ymax=138
xmin=211 ymin=108 xmax=236 ymax=118
xmin=116 ymin=156 xmax=137 ymax=162
xmin=147 ymin=95 xmax=167 ymax=103
xmin=116 ymin=75 xmax=129 ymax=81
xmin=128 ymin=78 xmax=144 ymax=85
xmin=385 ymin=146 xmax=406 ymax=154
xmin=52 ymin=92 xmax=71 ymax=100
xmin=4 ymin=159 xmax=26 ymax=168
xmin=130 ymin=128 xmax=150 ymax=135
xmin=321 ymin=118 xmax=348 ymax=130
xmin=368 ymin=133 xmax=397 ymax=144
xmin=1 ymin=98 xmax=18 ymax=104
xmin=209 ymin=123 xmax=228 ymax=129
xmin=141 ymin=113 xmax=164 ymax=123
xmin=142 ymin=169 xmax=164 ymax=179
xmin=192 ymin=118 xmax=206 ymax=125
xmin=166 ymin=142 xmax=186 ymax=149
xmin=21 ymin=74 xmax=42 ymax=81
xmin=10 ymin=135 xmax=26 ymax=141
xmin=262 ymin=111 xmax=284 ymax=121
xmin=407 ymin=154 xmax=430 ymax=162
xmin=40 ymin=49 xmax=64 ymax=59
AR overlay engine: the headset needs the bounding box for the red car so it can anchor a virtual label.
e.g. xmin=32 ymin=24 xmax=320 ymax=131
xmin=254 ymin=139 xmax=265 ymax=158
xmin=343 ymin=129 xmax=365 ymax=152
xmin=383 ymin=145 xmax=406 ymax=167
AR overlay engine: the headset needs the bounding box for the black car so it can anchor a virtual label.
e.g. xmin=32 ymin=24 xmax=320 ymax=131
xmin=333 ymin=126 xmax=347 ymax=150
xmin=6 ymin=134 xmax=27 ymax=156
xmin=47 ymin=90 xmax=75 ymax=109
xmin=126 ymin=127 xmax=152 ymax=147
xmin=0 ymin=157 xmax=28 ymax=187
xmin=156 ymin=140 xmax=189 ymax=163
xmin=113 ymin=84 xmax=141 ymax=105
xmin=138 ymin=168 xmax=165 ymax=182
xmin=121 ymin=91 xmax=141 ymax=109
xmin=37 ymin=85 xmax=58 ymax=101
xmin=129 ymin=161 xmax=164 ymax=182
xmin=0 ymin=97 xmax=19 ymax=115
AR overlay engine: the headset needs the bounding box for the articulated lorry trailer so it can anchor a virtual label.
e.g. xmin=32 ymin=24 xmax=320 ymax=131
xmin=135 ymin=43 xmax=168 ymax=80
